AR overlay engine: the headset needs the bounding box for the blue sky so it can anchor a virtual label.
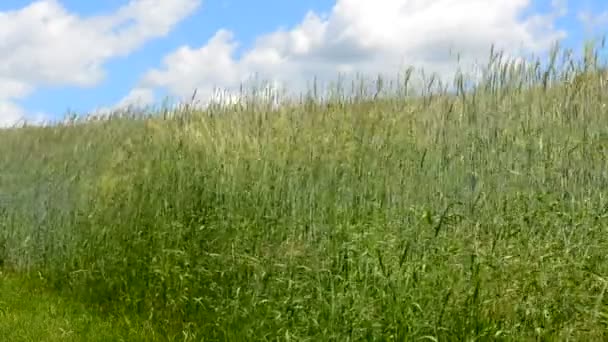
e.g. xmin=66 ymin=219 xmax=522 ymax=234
xmin=0 ymin=0 xmax=332 ymax=120
xmin=0 ymin=0 xmax=606 ymax=126
xmin=9 ymin=0 xmax=335 ymax=117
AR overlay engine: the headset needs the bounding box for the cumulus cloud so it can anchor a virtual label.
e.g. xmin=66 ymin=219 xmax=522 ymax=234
xmin=578 ymin=10 xmax=608 ymax=33
xmin=144 ymin=30 xmax=242 ymax=101
xmin=0 ymin=0 xmax=200 ymax=127
xmin=0 ymin=100 xmax=27 ymax=127
xmin=116 ymin=87 xmax=157 ymax=109
xmin=125 ymin=0 xmax=567 ymax=107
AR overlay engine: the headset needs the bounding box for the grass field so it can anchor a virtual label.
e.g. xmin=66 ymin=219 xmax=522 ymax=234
xmin=0 ymin=271 xmax=160 ymax=341
xmin=1 ymin=44 xmax=608 ymax=340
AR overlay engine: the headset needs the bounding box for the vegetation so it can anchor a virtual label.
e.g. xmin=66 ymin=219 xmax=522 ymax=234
xmin=1 ymin=42 xmax=608 ymax=340
xmin=0 ymin=270 xmax=157 ymax=341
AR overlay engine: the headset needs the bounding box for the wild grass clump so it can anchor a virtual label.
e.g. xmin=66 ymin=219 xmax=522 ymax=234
xmin=2 ymin=42 xmax=608 ymax=340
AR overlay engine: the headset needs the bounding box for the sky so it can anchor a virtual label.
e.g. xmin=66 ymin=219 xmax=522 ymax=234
xmin=0 ymin=0 xmax=607 ymax=126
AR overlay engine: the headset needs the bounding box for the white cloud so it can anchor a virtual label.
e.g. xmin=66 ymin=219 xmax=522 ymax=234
xmin=125 ymin=0 xmax=567 ymax=106
xmin=0 ymin=77 xmax=32 ymax=99
xmin=578 ymin=10 xmax=608 ymax=33
xmin=83 ymin=86 xmax=156 ymax=121
xmin=116 ymin=87 xmax=157 ymax=108
xmin=142 ymin=29 xmax=242 ymax=101
xmin=0 ymin=100 xmax=26 ymax=128
xmin=0 ymin=0 xmax=201 ymax=126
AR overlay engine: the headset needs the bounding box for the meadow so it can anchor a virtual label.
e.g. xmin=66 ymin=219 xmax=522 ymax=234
xmin=1 ymin=44 xmax=608 ymax=340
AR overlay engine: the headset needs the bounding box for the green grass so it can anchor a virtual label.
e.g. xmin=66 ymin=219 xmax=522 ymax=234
xmin=0 ymin=271 xmax=160 ymax=341
xmin=2 ymin=43 xmax=608 ymax=340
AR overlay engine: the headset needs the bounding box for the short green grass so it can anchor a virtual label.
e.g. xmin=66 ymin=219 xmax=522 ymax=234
xmin=0 ymin=271 xmax=160 ymax=341
xmin=2 ymin=43 xmax=608 ymax=340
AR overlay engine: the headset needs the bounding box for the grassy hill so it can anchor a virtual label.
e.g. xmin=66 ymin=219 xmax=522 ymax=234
xmin=1 ymin=46 xmax=608 ymax=340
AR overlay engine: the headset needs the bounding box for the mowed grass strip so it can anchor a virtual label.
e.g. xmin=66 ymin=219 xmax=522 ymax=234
xmin=0 ymin=271 xmax=162 ymax=341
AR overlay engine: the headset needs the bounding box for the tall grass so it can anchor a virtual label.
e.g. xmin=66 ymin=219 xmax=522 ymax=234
xmin=2 ymin=43 xmax=608 ymax=340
